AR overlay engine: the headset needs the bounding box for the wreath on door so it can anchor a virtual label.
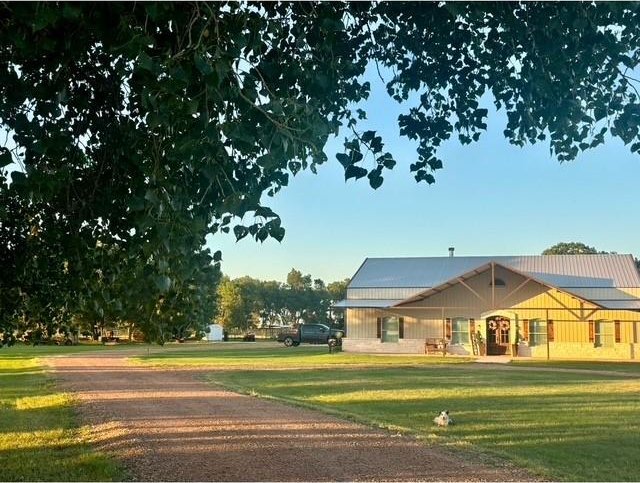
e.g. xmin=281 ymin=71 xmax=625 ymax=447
xmin=488 ymin=317 xmax=510 ymax=331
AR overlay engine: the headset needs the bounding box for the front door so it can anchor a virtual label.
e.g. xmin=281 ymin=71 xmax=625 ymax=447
xmin=486 ymin=316 xmax=510 ymax=355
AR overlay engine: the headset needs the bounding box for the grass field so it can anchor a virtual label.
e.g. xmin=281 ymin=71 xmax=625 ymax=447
xmin=5 ymin=342 xmax=640 ymax=481
xmin=0 ymin=346 xmax=125 ymax=481
xmin=134 ymin=344 xmax=473 ymax=369
xmin=512 ymin=358 xmax=640 ymax=374
xmin=137 ymin=344 xmax=640 ymax=481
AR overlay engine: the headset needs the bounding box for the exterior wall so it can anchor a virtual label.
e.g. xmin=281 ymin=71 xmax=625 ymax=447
xmin=345 ymin=308 xmax=379 ymax=339
xmin=345 ymin=308 xmax=444 ymax=340
xmin=344 ymin=267 xmax=640 ymax=360
xmin=518 ymin=342 xmax=640 ymax=360
xmin=342 ymin=338 xmax=426 ymax=354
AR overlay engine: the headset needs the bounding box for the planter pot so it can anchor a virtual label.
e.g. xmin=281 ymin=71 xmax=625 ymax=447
xmin=478 ymin=342 xmax=486 ymax=356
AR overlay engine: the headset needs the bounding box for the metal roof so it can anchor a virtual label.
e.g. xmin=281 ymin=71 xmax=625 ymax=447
xmin=332 ymin=299 xmax=402 ymax=309
xmin=595 ymin=300 xmax=640 ymax=310
xmin=567 ymin=288 xmax=640 ymax=300
xmin=349 ymin=255 xmax=640 ymax=289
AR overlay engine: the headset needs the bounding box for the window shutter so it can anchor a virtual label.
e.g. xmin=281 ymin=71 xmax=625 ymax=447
xmin=399 ymin=317 xmax=405 ymax=339
xmin=445 ymin=318 xmax=452 ymax=340
xmin=615 ymin=320 xmax=621 ymax=343
xmin=376 ymin=317 xmax=382 ymax=339
xmin=588 ymin=320 xmax=594 ymax=343
xmin=547 ymin=320 xmax=554 ymax=342
xmin=523 ymin=319 xmax=529 ymax=340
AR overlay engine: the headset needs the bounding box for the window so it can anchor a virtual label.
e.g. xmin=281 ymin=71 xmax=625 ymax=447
xmin=529 ymin=319 xmax=547 ymax=346
xmin=381 ymin=316 xmax=399 ymax=343
xmin=595 ymin=320 xmax=614 ymax=348
xmin=451 ymin=318 xmax=470 ymax=345
xmin=489 ymin=278 xmax=506 ymax=287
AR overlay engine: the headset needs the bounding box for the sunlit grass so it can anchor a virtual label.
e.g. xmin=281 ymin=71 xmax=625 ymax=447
xmin=0 ymin=342 xmax=139 ymax=358
xmin=0 ymin=354 xmax=125 ymax=481
xmin=169 ymin=349 xmax=640 ymax=482
xmin=15 ymin=393 xmax=73 ymax=410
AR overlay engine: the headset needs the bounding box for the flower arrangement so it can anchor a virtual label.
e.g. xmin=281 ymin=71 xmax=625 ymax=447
xmin=488 ymin=317 xmax=510 ymax=330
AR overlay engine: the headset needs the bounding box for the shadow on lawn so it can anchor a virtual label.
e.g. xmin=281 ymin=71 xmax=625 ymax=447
xmin=211 ymin=367 xmax=640 ymax=481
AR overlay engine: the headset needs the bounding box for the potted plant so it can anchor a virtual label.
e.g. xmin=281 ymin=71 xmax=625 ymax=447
xmin=475 ymin=330 xmax=486 ymax=356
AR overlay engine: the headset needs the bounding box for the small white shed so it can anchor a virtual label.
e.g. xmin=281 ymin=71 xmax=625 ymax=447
xmin=205 ymin=324 xmax=224 ymax=342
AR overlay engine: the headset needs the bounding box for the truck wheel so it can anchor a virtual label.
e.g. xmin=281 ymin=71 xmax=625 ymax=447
xmin=283 ymin=336 xmax=294 ymax=347
xmin=292 ymin=341 xmax=300 ymax=347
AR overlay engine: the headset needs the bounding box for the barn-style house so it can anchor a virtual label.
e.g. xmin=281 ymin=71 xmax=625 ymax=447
xmin=334 ymin=254 xmax=640 ymax=360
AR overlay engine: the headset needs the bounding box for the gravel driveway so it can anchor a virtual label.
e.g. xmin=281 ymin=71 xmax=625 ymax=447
xmin=47 ymin=353 xmax=538 ymax=482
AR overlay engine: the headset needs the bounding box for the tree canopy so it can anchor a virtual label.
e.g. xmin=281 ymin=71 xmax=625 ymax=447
xmin=2 ymin=2 xmax=640 ymax=343
xmin=215 ymin=270 xmax=349 ymax=331
xmin=542 ymin=242 xmax=605 ymax=255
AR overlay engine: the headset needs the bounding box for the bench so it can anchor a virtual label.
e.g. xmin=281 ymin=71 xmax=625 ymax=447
xmin=425 ymin=338 xmax=448 ymax=356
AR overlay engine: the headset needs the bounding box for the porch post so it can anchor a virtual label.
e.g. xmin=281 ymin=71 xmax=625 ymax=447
xmin=545 ymin=308 xmax=550 ymax=360
xmin=491 ymin=262 xmax=495 ymax=309
xmin=511 ymin=314 xmax=517 ymax=357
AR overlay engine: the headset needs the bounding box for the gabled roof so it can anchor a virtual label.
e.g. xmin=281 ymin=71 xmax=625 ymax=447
xmin=348 ymin=255 xmax=640 ymax=289
xmin=393 ymin=261 xmax=603 ymax=308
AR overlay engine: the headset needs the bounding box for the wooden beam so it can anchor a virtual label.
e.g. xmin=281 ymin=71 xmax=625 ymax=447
xmin=582 ymin=308 xmax=599 ymax=320
xmin=499 ymin=277 xmax=532 ymax=305
xmin=458 ymin=278 xmax=487 ymax=303
xmin=546 ymin=291 xmax=583 ymax=320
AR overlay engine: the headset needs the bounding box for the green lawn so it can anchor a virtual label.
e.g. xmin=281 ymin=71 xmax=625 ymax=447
xmin=134 ymin=343 xmax=474 ymax=369
xmin=137 ymin=344 xmax=640 ymax=481
xmin=0 ymin=348 xmax=125 ymax=481
xmin=7 ymin=343 xmax=639 ymax=481
xmin=512 ymin=358 xmax=640 ymax=374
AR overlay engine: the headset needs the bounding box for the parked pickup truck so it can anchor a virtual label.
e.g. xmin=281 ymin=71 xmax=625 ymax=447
xmin=277 ymin=324 xmax=344 ymax=347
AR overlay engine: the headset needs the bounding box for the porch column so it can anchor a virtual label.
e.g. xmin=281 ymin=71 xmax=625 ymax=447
xmin=545 ymin=308 xmax=550 ymax=360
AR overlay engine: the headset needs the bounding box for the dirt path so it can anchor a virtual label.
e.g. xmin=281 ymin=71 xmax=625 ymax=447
xmin=47 ymin=353 xmax=538 ymax=482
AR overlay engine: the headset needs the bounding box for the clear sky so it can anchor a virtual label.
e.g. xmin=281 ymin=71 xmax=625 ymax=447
xmin=207 ymin=72 xmax=640 ymax=284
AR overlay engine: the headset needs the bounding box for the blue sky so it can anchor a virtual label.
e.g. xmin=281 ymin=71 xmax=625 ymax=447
xmin=209 ymin=76 xmax=640 ymax=283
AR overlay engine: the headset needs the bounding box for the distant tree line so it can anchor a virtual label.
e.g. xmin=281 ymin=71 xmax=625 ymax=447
xmin=215 ymin=269 xmax=349 ymax=332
